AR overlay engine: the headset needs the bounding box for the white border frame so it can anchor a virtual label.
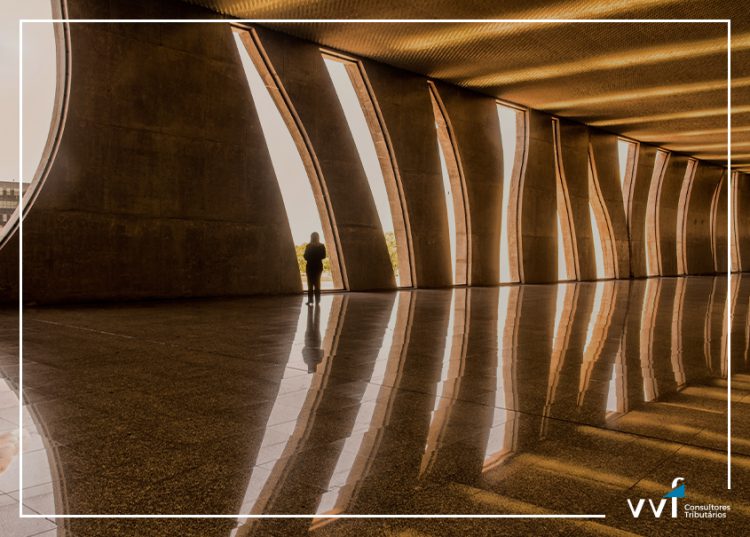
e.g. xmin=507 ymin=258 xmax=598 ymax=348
xmin=17 ymin=17 xmax=733 ymax=520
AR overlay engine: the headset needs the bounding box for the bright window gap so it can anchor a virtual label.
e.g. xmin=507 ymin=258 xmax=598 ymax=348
xmin=497 ymin=105 xmax=519 ymax=283
xmin=234 ymin=33 xmax=335 ymax=289
xmin=323 ymin=57 xmax=400 ymax=284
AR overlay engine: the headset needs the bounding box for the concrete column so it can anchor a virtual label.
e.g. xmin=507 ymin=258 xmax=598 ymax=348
xmin=432 ymin=83 xmax=503 ymax=286
xmin=252 ymin=28 xmax=396 ymax=291
xmin=555 ymin=120 xmax=596 ymax=281
xmin=683 ymin=164 xmax=724 ymax=275
xmin=360 ymin=60 xmax=453 ymax=288
xmin=629 ymin=146 xmax=660 ymax=277
xmin=3 ymin=19 xmax=305 ymax=304
xmin=589 ymin=132 xmax=631 ymax=279
xmin=518 ymin=110 xmax=558 ymax=283
xmin=712 ymin=175 xmax=728 ymax=273
xmin=734 ymin=172 xmax=750 ymax=271
xmin=657 ymin=155 xmax=692 ymax=276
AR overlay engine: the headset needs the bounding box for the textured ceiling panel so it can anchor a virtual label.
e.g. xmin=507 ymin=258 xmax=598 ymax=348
xmin=179 ymin=0 xmax=748 ymax=170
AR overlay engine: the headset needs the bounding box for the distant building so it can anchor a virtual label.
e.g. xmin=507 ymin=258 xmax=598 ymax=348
xmin=0 ymin=181 xmax=29 ymax=226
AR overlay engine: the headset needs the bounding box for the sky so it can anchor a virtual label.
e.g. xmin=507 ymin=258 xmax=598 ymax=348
xmin=2 ymin=1 xmax=56 ymax=183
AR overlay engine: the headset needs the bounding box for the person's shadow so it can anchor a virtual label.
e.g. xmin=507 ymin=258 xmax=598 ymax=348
xmin=302 ymin=304 xmax=324 ymax=373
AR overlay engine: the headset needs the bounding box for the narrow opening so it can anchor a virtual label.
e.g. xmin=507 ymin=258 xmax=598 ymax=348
xmin=589 ymin=203 xmax=606 ymax=279
xmin=430 ymin=86 xmax=470 ymax=286
xmin=484 ymin=286 xmax=517 ymax=469
xmin=323 ymin=56 xmax=405 ymax=285
xmin=234 ymin=32 xmax=341 ymax=290
xmin=436 ymin=145 xmax=457 ymax=283
xmin=557 ymin=212 xmax=571 ymax=281
xmin=497 ymin=104 xmax=521 ymax=283
xmin=616 ymin=139 xmax=632 ymax=192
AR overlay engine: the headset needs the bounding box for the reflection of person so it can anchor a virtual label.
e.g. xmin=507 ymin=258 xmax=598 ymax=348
xmin=303 ymin=232 xmax=326 ymax=306
xmin=302 ymin=303 xmax=323 ymax=373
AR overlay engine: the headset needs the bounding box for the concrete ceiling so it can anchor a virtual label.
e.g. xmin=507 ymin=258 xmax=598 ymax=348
xmin=181 ymin=0 xmax=749 ymax=172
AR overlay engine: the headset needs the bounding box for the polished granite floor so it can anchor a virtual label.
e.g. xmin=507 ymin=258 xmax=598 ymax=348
xmin=0 ymin=275 xmax=748 ymax=536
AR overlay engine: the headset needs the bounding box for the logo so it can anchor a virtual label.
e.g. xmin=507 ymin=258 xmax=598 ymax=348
xmin=627 ymin=477 xmax=685 ymax=518
xmin=626 ymin=477 xmax=731 ymax=519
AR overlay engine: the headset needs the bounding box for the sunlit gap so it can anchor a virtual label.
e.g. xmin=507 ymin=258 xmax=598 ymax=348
xmin=234 ymin=33 xmax=336 ymax=290
xmin=234 ymin=295 xmax=337 ymax=519
xmin=557 ymin=214 xmax=570 ymax=281
xmin=484 ymin=287 xmax=516 ymax=469
xmin=315 ymin=294 xmax=402 ymax=517
xmin=421 ymin=289 xmax=466 ymax=475
xmin=436 ymin=141 xmax=457 ymax=284
xmin=579 ymin=281 xmax=606 ymax=405
xmin=589 ymin=204 xmax=606 ymax=279
xmin=21 ymin=11 xmax=56 ymax=185
xmin=497 ymin=104 xmax=520 ymax=283
xmin=606 ymin=361 xmax=619 ymax=415
xmin=617 ymin=139 xmax=632 ymax=192
xmin=323 ymin=57 xmax=401 ymax=284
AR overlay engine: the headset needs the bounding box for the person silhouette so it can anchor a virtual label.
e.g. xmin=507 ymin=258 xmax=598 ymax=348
xmin=303 ymin=232 xmax=326 ymax=306
xmin=302 ymin=304 xmax=323 ymax=373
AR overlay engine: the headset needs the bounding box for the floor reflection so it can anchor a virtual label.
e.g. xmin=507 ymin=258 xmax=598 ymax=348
xmin=0 ymin=275 xmax=748 ymax=536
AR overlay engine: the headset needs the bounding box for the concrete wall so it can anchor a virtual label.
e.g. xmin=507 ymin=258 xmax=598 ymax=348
xmin=432 ymin=82 xmax=503 ymax=286
xmin=1 ymin=4 xmax=304 ymax=303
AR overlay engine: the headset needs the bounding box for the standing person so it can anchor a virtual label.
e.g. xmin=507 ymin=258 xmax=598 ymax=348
xmin=303 ymin=232 xmax=326 ymax=306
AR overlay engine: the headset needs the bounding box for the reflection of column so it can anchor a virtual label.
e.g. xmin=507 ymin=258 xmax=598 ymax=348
xmin=313 ymin=293 xmax=413 ymax=520
xmin=483 ymin=286 xmax=520 ymax=469
xmin=421 ymin=288 xmax=500 ymax=483
xmin=621 ymin=279 xmax=648 ymax=408
xmin=540 ymin=282 xmax=591 ymax=432
xmin=420 ymin=288 xmax=470 ymax=476
xmin=341 ymin=291 xmax=452 ymax=511
xmin=236 ymin=295 xmax=345 ymax=521
xmin=577 ymin=281 xmax=627 ymax=415
xmin=705 ymin=276 xmax=728 ymax=373
xmin=640 ymin=278 xmax=662 ymax=401
xmin=241 ymin=293 xmax=400 ymax=522
xmin=670 ymin=277 xmax=687 ymax=387
xmin=512 ymin=285 xmax=557 ymax=448
xmin=681 ymin=277 xmax=715 ymax=380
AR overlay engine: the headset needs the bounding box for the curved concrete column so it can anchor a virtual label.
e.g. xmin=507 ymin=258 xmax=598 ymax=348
xmin=252 ymin=28 xmax=395 ymax=291
xmin=431 ymin=83 xmax=503 ymax=286
xmin=359 ymin=60 xmax=453 ymax=288
xmin=734 ymin=172 xmax=750 ymax=272
xmin=712 ymin=174 xmax=729 ymax=273
xmin=589 ymin=132 xmax=631 ymax=279
xmin=627 ymin=145 xmax=659 ymax=278
xmin=2 ymin=17 xmax=304 ymax=304
xmin=554 ymin=120 xmax=596 ymax=281
xmin=656 ymin=155 xmax=692 ymax=276
xmin=518 ymin=110 xmax=558 ymax=283
xmin=682 ymin=164 xmax=724 ymax=275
